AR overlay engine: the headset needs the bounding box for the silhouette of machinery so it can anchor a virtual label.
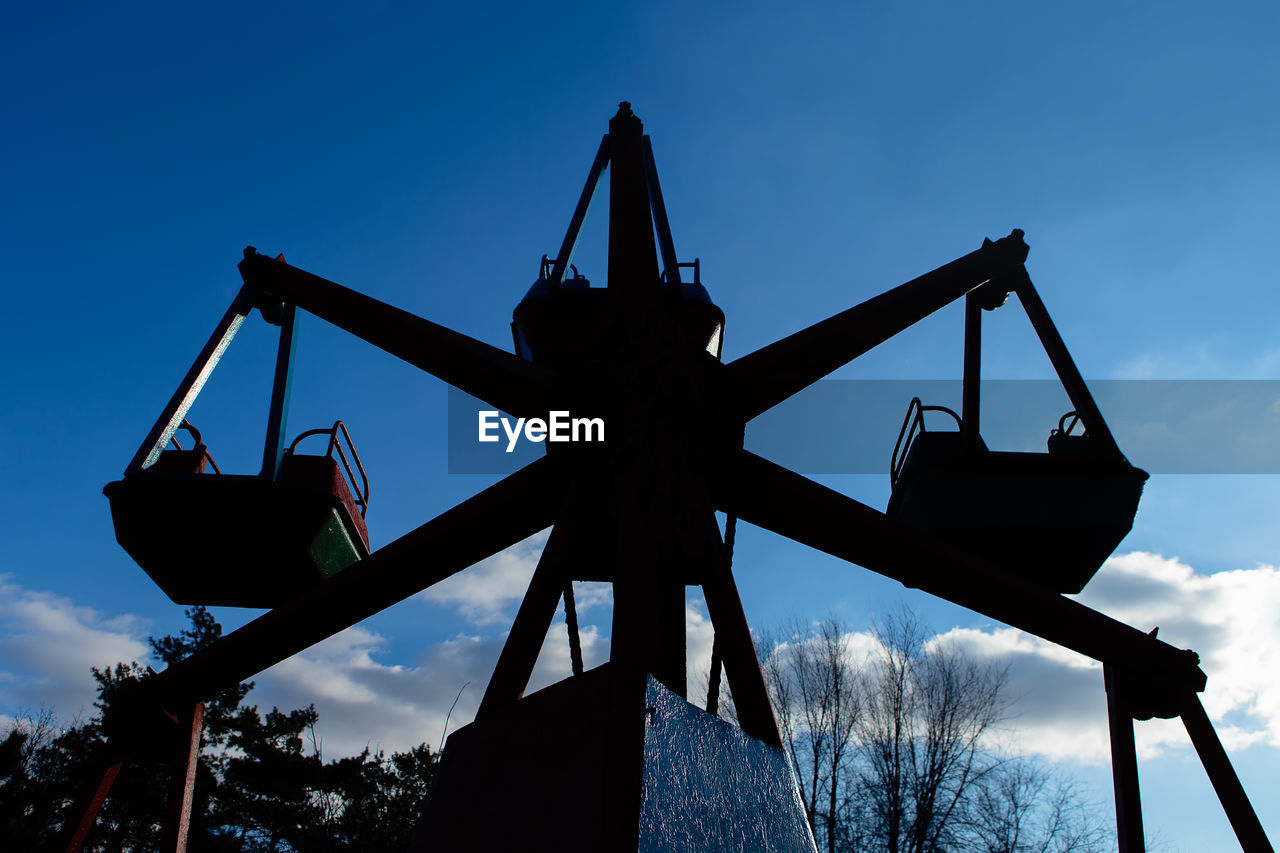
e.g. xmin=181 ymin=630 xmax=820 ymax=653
xmin=67 ymin=104 xmax=1272 ymax=853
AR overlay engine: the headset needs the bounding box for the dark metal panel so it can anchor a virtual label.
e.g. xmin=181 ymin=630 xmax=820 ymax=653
xmin=722 ymin=451 xmax=1205 ymax=695
xmin=1181 ymin=694 xmax=1275 ymax=853
xmin=639 ymin=677 xmax=817 ymax=853
xmin=145 ymin=457 xmax=562 ymax=705
xmin=1105 ymin=665 xmax=1145 ymax=853
xmin=726 ymin=231 xmax=1029 ymax=422
xmin=237 ymin=250 xmax=551 ymax=419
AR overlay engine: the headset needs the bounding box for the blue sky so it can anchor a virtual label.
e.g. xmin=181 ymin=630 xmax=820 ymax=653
xmin=3 ymin=2 xmax=1279 ymax=848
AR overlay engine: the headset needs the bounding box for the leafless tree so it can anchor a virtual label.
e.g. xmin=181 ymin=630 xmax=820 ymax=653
xmin=960 ymin=759 xmax=1109 ymax=853
xmin=750 ymin=611 xmax=1108 ymax=853
xmin=758 ymin=617 xmax=862 ymax=853
xmin=852 ymin=610 xmax=1010 ymax=852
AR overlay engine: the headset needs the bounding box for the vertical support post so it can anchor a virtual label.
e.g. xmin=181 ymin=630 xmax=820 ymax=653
xmin=1181 ymin=693 xmax=1275 ymax=853
xmin=1105 ymin=665 xmax=1145 ymax=853
xmin=607 ymin=102 xmax=660 ymax=302
xmin=261 ymin=302 xmax=298 ymax=481
xmin=706 ymin=637 xmax=723 ymax=716
xmin=126 ymin=290 xmax=251 ymax=475
xmin=58 ymin=751 xmax=125 ymax=853
xmin=160 ymin=702 xmax=205 ymax=853
xmin=1013 ymin=273 xmax=1123 ymax=459
xmin=961 ymin=292 xmax=982 ymax=454
xmin=564 ymin=578 xmax=584 ymax=677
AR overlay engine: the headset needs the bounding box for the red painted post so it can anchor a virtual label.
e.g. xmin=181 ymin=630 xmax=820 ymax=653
xmin=160 ymin=701 xmax=205 ymax=853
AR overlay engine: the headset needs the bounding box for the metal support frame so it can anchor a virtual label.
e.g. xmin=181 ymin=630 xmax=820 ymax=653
xmin=160 ymin=702 xmax=205 ymax=853
xmin=643 ymin=136 xmax=681 ymax=285
xmin=961 ymin=292 xmax=982 ymax=453
xmin=126 ymin=289 xmax=251 ymax=475
xmin=564 ymin=578 xmax=584 ymax=677
xmin=87 ymin=106 xmax=1273 ymax=852
xmin=58 ymin=750 xmax=126 ymax=853
xmin=1012 ymin=271 xmax=1124 ymax=459
xmin=477 ymin=525 xmax=572 ymax=717
xmin=260 ymin=303 xmax=297 ymax=481
xmin=1181 ymin=694 xmax=1275 ymax=852
xmin=550 ymin=135 xmax=610 ymax=285
xmin=1105 ymin=664 xmax=1145 ymax=853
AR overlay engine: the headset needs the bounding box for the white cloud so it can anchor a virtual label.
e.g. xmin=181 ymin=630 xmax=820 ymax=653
xmin=0 ymin=576 xmax=151 ymax=723
xmin=6 ymin=549 xmax=1276 ymax=773
xmin=251 ymin=595 xmax=615 ymax=758
xmin=1111 ymin=343 xmax=1280 ymax=380
xmin=932 ymin=552 xmax=1280 ymax=763
xmin=418 ymin=529 xmax=549 ymax=624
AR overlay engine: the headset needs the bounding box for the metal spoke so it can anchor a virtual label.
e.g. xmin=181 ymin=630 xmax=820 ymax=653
xmin=238 ymin=250 xmax=551 ymax=418
xmin=726 ymin=231 xmax=1028 ymax=421
xmin=720 ymin=450 xmax=1205 ymax=693
xmin=147 ymin=456 xmax=564 ymax=705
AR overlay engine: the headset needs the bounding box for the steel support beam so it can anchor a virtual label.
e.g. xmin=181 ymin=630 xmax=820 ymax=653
xmin=160 ymin=702 xmax=205 ymax=853
xmin=643 ymin=136 xmax=680 ymax=284
xmin=126 ymin=289 xmax=251 ymax=475
xmin=477 ymin=525 xmax=571 ymax=717
xmin=726 ymin=231 xmax=1028 ymax=422
xmin=260 ymin=302 xmax=296 ymax=481
xmin=961 ymin=292 xmax=982 ymax=453
xmin=700 ymin=513 xmax=782 ymax=747
xmin=237 ymin=251 xmax=551 ymax=419
xmin=58 ymin=750 xmax=126 ymax=853
xmin=1181 ymin=694 xmax=1275 ymax=852
xmin=1013 ymin=271 xmax=1124 ymax=459
xmin=607 ymin=102 xmax=660 ymax=302
xmin=143 ymin=457 xmax=562 ymax=706
xmin=550 ymin=135 xmax=610 ymax=285
xmin=722 ymin=451 xmax=1205 ymax=691
xmin=1105 ymin=665 xmax=1145 ymax=853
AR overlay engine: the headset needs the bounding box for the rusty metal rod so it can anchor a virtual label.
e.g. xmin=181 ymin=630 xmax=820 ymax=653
xmin=58 ymin=750 xmax=126 ymax=853
xmin=126 ymin=289 xmax=251 ymax=475
xmin=160 ymin=702 xmax=205 ymax=853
